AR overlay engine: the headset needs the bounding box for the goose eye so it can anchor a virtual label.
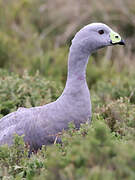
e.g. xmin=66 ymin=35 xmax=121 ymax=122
xmin=98 ymin=30 xmax=104 ymax=35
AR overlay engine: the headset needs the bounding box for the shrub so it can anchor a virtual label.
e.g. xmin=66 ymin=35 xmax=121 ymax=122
xmin=0 ymin=135 xmax=47 ymax=179
xmin=0 ymin=69 xmax=63 ymax=117
xmin=0 ymin=67 xmax=135 ymax=179
xmin=36 ymin=120 xmax=135 ymax=180
xmin=100 ymin=97 xmax=135 ymax=139
xmin=92 ymin=69 xmax=135 ymax=103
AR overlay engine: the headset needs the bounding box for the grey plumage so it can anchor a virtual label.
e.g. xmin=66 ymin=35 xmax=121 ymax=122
xmin=0 ymin=23 xmax=124 ymax=151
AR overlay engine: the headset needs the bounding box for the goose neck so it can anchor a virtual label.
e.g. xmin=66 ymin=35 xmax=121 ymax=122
xmin=67 ymin=45 xmax=90 ymax=82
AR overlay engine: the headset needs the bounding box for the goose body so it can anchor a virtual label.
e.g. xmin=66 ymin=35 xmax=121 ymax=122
xmin=0 ymin=23 xmax=125 ymax=151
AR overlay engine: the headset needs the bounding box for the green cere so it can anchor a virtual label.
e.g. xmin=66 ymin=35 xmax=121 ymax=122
xmin=110 ymin=31 xmax=122 ymax=44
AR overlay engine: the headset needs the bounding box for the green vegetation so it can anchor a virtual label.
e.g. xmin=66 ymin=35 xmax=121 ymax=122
xmin=0 ymin=65 xmax=135 ymax=179
xmin=0 ymin=70 xmax=63 ymax=118
xmin=0 ymin=0 xmax=135 ymax=179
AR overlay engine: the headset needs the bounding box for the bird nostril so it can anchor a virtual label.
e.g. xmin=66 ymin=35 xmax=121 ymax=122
xmin=115 ymin=35 xmax=119 ymax=39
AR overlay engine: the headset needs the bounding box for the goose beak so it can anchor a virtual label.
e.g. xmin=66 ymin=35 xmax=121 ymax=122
xmin=110 ymin=39 xmax=125 ymax=46
xmin=110 ymin=31 xmax=125 ymax=46
xmin=117 ymin=39 xmax=125 ymax=45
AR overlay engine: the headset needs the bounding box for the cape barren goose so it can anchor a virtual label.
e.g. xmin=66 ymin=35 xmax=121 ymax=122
xmin=0 ymin=23 xmax=125 ymax=152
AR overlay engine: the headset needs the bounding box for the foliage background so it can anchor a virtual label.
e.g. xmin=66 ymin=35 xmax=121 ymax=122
xmin=0 ymin=0 xmax=135 ymax=179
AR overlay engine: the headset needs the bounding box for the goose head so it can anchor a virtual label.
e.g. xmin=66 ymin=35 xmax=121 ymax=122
xmin=71 ymin=23 xmax=125 ymax=53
